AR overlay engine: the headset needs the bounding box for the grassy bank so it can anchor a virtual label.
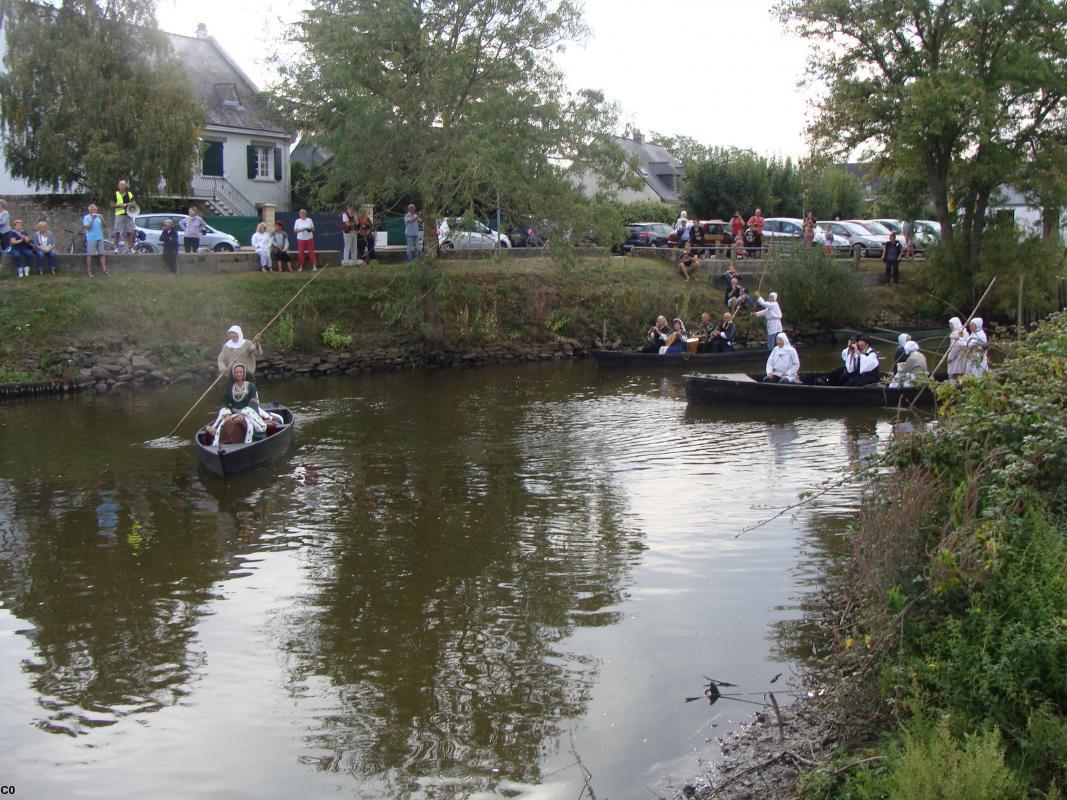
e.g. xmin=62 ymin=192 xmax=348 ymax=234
xmin=798 ymin=314 xmax=1067 ymax=799
xmin=0 ymin=254 xmax=882 ymax=381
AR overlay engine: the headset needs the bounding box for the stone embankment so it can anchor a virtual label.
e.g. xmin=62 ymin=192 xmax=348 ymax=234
xmin=1 ymin=339 xmax=587 ymax=399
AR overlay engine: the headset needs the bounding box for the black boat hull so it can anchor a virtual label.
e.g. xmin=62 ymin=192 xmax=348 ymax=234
xmin=684 ymin=372 xmax=937 ymax=408
xmin=195 ymin=405 xmax=295 ymax=477
xmin=591 ymin=348 xmax=773 ymax=368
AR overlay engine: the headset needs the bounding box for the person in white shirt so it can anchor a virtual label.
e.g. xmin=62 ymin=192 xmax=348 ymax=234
xmin=764 ymin=333 xmax=800 ymax=383
xmin=250 ymin=222 xmax=272 ymax=272
xmin=754 ymin=291 xmax=783 ymax=349
xmin=293 ymin=209 xmax=317 ymax=272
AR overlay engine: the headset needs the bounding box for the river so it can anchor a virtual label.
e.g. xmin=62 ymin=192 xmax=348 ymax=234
xmin=0 ymin=357 xmax=893 ymax=798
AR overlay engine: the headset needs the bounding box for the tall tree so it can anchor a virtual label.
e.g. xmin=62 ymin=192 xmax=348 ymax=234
xmin=778 ymin=0 xmax=1067 ymax=268
xmin=277 ymin=0 xmax=629 ymax=239
xmin=0 ymin=0 xmax=205 ymax=198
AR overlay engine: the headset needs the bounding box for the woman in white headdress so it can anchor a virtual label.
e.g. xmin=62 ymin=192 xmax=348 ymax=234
xmin=764 ymin=333 xmax=800 ymax=383
xmin=754 ymin=291 xmax=783 ymax=350
xmin=889 ymin=340 xmax=928 ymax=388
xmin=893 ymin=333 xmax=911 ymax=366
xmin=946 ymin=317 xmax=968 ymax=379
xmin=217 ymin=324 xmax=263 ymax=378
xmin=963 ymin=317 xmax=989 ymax=377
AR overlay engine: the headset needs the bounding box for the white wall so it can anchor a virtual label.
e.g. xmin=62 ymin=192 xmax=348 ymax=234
xmin=203 ymin=128 xmax=291 ymax=211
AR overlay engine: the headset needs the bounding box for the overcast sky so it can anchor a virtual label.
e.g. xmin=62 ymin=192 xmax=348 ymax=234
xmin=157 ymin=0 xmax=817 ymax=158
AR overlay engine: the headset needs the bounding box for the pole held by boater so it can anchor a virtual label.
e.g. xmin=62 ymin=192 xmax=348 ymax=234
xmin=165 ymin=266 xmax=330 ymax=439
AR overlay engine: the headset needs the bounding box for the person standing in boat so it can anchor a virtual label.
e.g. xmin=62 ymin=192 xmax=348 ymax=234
xmin=946 ymin=317 xmax=968 ymax=379
xmin=754 ymin=291 xmax=783 ymax=350
xmin=642 ymin=315 xmax=670 ymax=353
xmin=217 ymin=325 xmax=263 ymax=378
xmin=709 ymin=312 xmax=736 ymax=353
xmin=764 ymin=333 xmax=800 ymax=383
xmin=963 ymin=318 xmax=989 ymax=377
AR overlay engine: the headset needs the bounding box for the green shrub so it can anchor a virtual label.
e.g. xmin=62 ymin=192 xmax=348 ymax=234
xmin=320 ymin=323 xmax=352 ymax=349
xmin=890 ymin=722 xmax=1023 ymax=800
xmin=763 ymin=245 xmax=868 ymax=329
xmin=275 ymin=314 xmax=296 ymax=351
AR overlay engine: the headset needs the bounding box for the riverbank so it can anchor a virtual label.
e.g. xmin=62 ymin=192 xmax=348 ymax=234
xmin=0 ymin=254 xmax=924 ymax=391
xmin=677 ymin=314 xmax=1067 ymax=799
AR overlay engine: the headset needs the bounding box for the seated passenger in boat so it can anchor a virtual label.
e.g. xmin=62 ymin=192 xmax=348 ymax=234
xmin=843 ymin=336 xmax=881 ymax=386
xmin=893 ymin=333 xmax=911 ymax=366
xmin=889 ymin=340 xmax=928 ymax=388
xmin=764 ymin=333 xmax=800 ymax=383
xmin=692 ymin=312 xmax=714 ymax=351
xmin=642 ymin=315 xmax=670 ymax=353
xmin=659 ymin=318 xmax=688 ymax=355
xmin=203 ymin=364 xmax=281 ymax=445
xmin=708 ymin=312 xmax=736 ymax=353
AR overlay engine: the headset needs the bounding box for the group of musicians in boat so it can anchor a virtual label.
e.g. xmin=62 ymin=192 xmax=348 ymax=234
xmin=643 ymin=291 xmax=990 ymax=386
xmin=202 ymin=325 xmax=284 ymax=445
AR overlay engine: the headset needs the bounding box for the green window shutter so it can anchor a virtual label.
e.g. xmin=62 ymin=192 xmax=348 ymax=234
xmin=246 ymin=145 xmax=256 ymax=179
xmin=202 ymin=141 xmax=224 ymax=176
xmin=273 ymin=148 xmax=282 ymax=182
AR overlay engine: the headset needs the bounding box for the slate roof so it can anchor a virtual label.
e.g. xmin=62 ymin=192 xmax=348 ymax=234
xmin=615 ymin=136 xmax=684 ymax=204
xmin=165 ymin=32 xmax=290 ymax=138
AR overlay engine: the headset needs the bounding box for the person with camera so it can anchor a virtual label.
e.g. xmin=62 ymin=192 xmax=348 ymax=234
xmin=830 ymin=336 xmax=880 ymax=386
xmin=83 ymin=203 xmax=108 ymax=276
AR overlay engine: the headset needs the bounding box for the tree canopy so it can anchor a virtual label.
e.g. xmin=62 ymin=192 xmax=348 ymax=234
xmin=0 ymin=0 xmax=205 ymax=199
xmin=778 ymin=0 xmax=1067 ymax=268
xmin=277 ymin=0 xmax=630 ymax=237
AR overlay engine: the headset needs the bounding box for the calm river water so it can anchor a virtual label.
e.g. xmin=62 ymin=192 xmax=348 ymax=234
xmin=0 ymin=357 xmax=892 ymax=799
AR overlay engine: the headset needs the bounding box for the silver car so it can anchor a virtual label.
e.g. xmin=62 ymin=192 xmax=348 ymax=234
xmin=818 ymin=220 xmax=887 ymax=257
xmin=135 ymin=213 xmax=241 ymax=253
xmin=762 ymin=217 xmax=851 ymax=250
xmin=437 ymin=218 xmax=512 ymax=250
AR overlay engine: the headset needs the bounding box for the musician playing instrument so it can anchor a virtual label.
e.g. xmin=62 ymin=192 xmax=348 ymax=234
xmin=643 ymin=315 xmax=670 ymax=353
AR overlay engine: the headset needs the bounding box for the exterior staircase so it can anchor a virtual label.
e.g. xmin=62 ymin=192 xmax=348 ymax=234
xmin=190 ymin=175 xmax=257 ymax=217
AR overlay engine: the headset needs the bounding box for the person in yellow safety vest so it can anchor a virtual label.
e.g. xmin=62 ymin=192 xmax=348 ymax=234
xmin=111 ymin=179 xmax=136 ymax=252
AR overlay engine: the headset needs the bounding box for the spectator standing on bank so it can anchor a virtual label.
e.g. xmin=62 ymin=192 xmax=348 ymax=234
xmin=83 ymin=203 xmax=108 ymax=276
xmin=902 ymin=219 xmax=916 ymax=258
xmin=746 ymin=208 xmax=765 ymax=248
xmin=356 ymin=209 xmax=375 ymax=262
xmin=882 ymin=231 xmax=904 ymax=284
xmin=823 ymin=225 xmax=834 ymax=257
xmin=33 ymin=221 xmax=57 ymax=275
xmin=293 ymin=209 xmax=317 ymax=271
xmin=111 ymin=179 xmax=136 ymax=252
xmin=340 ymin=205 xmax=358 ymax=266
xmin=404 ymin=204 xmax=421 ymax=262
xmin=0 ymin=199 xmax=10 ymax=250
xmin=160 ymin=218 xmax=179 ymax=274
xmin=181 ymin=207 xmax=209 ymax=253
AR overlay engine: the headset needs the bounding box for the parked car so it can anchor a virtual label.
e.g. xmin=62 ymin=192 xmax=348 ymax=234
xmin=914 ymin=219 xmax=942 ymax=246
xmin=667 ymin=219 xmax=733 ymax=250
xmin=817 ymin=220 xmax=887 ymax=257
xmin=507 ymin=223 xmax=547 ymax=248
xmin=135 ymin=213 xmax=241 ymax=252
xmin=437 ymin=218 xmax=511 ymax=250
xmin=869 ymin=218 xmax=903 ymax=235
xmin=621 ymin=222 xmax=673 ymax=252
xmin=857 ymin=220 xmax=924 ymax=254
xmin=762 ymin=217 xmax=851 ymax=250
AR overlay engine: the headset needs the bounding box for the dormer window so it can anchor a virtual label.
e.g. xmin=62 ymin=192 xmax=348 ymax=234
xmin=215 ymin=83 xmax=242 ymax=108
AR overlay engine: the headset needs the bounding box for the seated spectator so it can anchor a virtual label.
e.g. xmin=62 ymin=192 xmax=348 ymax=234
xmin=33 ymin=221 xmax=57 ymax=275
xmin=677 ymin=243 xmax=700 ymax=282
xmin=271 ymin=222 xmax=291 ymax=272
xmin=725 ymin=276 xmax=749 ymax=311
xmin=8 ymin=219 xmax=34 ymax=277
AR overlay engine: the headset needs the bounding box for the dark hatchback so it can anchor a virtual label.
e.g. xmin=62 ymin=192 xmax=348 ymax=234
xmin=621 ymin=222 xmax=674 ymax=252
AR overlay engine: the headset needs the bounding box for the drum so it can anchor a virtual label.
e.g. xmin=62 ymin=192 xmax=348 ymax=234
xmin=687 ymin=337 xmax=700 ymax=354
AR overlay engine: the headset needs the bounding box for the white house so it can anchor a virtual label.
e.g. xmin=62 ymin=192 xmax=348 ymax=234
xmin=576 ymin=130 xmax=685 ymax=205
xmin=989 ymin=185 xmax=1065 ymax=240
xmin=0 ymin=20 xmax=292 ymax=214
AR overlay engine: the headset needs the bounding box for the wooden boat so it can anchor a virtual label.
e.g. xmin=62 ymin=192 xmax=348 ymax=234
xmin=590 ymin=347 xmax=776 ymax=368
xmin=684 ymin=372 xmax=938 ymax=408
xmin=195 ymin=404 xmax=295 ymax=477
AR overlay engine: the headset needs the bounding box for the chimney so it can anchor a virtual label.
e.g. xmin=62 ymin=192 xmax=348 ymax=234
xmin=196 ymin=22 xmax=209 ymax=39
xmin=632 ymin=129 xmax=643 ymax=144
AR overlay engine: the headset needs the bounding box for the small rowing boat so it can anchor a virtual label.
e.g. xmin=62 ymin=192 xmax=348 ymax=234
xmin=195 ymin=404 xmax=295 ymax=477
xmin=832 ymin=327 xmax=945 ymax=344
xmin=591 ymin=347 xmax=776 ymax=369
xmin=684 ymin=372 xmax=938 ymax=408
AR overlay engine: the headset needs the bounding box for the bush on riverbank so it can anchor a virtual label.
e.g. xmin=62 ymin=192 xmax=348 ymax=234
xmin=803 ymin=313 xmax=1067 ymax=798
xmin=763 ymin=246 xmax=868 ymax=331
